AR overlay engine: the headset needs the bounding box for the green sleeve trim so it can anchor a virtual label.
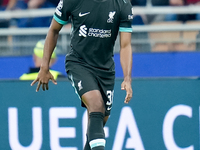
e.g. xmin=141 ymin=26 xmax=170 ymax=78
xmin=53 ymin=15 xmax=68 ymax=25
xmin=119 ymin=27 xmax=132 ymax=32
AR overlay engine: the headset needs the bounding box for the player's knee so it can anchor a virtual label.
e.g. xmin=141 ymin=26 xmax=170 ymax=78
xmin=90 ymin=99 xmax=105 ymax=113
xmin=81 ymin=90 xmax=105 ymax=113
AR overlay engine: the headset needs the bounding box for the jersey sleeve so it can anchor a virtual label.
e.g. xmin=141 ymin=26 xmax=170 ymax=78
xmin=53 ymin=0 xmax=76 ymax=25
xmin=119 ymin=0 xmax=133 ymax=32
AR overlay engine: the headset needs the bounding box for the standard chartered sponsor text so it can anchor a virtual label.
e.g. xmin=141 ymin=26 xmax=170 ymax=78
xmin=88 ymin=28 xmax=111 ymax=38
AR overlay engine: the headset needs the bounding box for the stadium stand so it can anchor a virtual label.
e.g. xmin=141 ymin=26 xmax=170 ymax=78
xmin=149 ymin=21 xmax=183 ymax=52
xmin=1 ymin=3 xmax=200 ymax=55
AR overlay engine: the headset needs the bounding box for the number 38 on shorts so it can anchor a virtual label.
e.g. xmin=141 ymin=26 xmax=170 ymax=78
xmin=106 ymin=90 xmax=114 ymax=111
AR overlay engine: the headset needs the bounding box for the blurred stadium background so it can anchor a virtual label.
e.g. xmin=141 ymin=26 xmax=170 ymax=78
xmin=1 ymin=5 xmax=200 ymax=55
xmin=0 ymin=0 xmax=200 ymax=150
xmin=1 ymin=2 xmax=200 ymax=78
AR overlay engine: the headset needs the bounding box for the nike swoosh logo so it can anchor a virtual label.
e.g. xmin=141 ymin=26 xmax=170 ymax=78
xmin=79 ymin=12 xmax=90 ymax=17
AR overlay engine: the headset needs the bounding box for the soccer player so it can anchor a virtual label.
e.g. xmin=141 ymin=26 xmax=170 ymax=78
xmin=31 ymin=0 xmax=133 ymax=149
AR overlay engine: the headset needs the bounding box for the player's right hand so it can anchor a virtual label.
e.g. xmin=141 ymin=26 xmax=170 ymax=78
xmin=31 ymin=68 xmax=57 ymax=92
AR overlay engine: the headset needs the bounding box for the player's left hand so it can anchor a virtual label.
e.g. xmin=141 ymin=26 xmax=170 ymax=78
xmin=121 ymin=78 xmax=132 ymax=104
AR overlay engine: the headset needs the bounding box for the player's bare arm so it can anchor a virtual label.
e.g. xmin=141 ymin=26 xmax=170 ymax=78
xmin=119 ymin=32 xmax=133 ymax=104
xmin=31 ymin=19 xmax=63 ymax=92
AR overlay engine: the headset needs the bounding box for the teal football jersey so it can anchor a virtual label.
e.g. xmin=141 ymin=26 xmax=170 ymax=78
xmin=54 ymin=0 xmax=133 ymax=70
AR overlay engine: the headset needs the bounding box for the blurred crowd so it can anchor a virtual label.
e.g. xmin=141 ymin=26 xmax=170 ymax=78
xmin=1 ymin=0 xmax=200 ymax=53
xmin=1 ymin=0 xmax=200 ymax=29
xmin=151 ymin=0 xmax=200 ymax=23
xmin=131 ymin=0 xmax=200 ymax=24
xmin=0 ymin=0 xmax=59 ymax=28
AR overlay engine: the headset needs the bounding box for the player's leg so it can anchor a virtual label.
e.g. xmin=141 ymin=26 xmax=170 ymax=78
xmin=66 ymin=62 xmax=113 ymax=150
xmin=84 ymin=110 xmax=109 ymax=150
xmin=82 ymin=90 xmax=106 ymax=150
xmin=84 ymin=110 xmax=91 ymax=150
xmin=82 ymin=72 xmax=114 ymax=150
